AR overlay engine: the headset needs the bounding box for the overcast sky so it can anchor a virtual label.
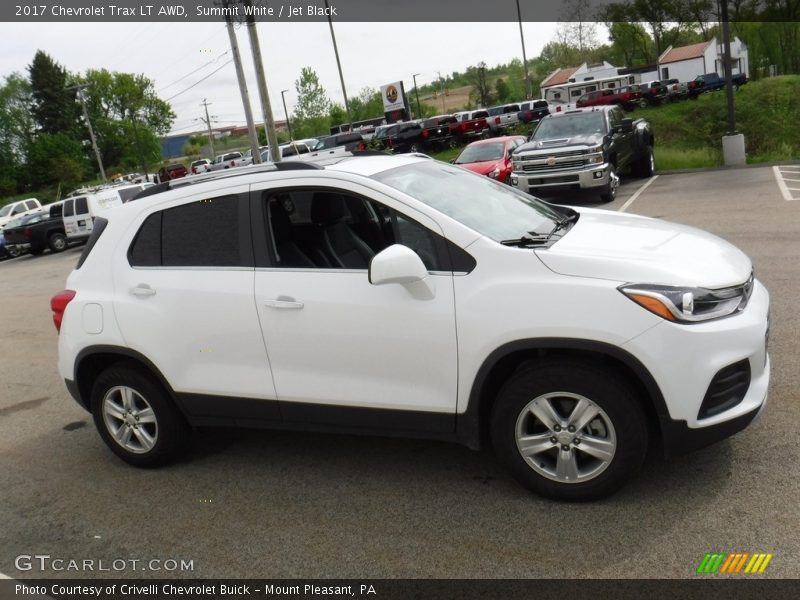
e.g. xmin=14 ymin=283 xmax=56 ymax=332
xmin=0 ymin=21 xmax=567 ymax=135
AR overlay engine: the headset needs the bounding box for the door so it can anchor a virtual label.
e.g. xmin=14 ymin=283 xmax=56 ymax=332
xmin=113 ymin=187 xmax=279 ymax=419
xmin=251 ymin=181 xmax=459 ymax=425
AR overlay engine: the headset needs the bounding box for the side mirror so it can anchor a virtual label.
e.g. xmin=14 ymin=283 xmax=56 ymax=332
xmin=449 ymin=158 xmax=456 ymax=164
xmin=617 ymin=118 xmax=634 ymax=133
xmin=369 ymin=244 xmax=428 ymax=286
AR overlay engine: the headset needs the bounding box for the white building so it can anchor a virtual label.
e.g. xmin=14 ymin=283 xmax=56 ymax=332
xmin=647 ymin=37 xmax=749 ymax=82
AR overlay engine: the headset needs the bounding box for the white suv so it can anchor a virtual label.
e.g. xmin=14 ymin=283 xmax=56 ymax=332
xmin=52 ymin=156 xmax=770 ymax=500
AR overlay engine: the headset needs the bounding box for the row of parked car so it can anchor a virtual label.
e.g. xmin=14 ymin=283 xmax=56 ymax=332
xmin=0 ymin=181 xmax=154 ymax=261
xmin=575 ymin=73 xmax=749 ymax=112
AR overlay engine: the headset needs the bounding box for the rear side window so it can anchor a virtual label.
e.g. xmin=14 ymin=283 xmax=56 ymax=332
xmin=25 ymin=200 xmax=39 ymax=210
xmin=74 ymin=197 xmax=89 ymax=215
xmin=76 ymin=217 xmax=108 ymax=269
xmin=63 ymin=199 xmax=74 ymax=217
xmin=129 ymin=195 xmax=244 ymax=268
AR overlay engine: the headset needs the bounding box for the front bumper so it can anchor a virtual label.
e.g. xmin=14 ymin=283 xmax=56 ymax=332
xmin=624 ymin=280 xmax=770 ymax=455
xmin=511 ymin=163 xmax=610 ymax=193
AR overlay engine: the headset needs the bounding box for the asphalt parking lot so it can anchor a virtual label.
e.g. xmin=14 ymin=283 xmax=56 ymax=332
xmin=0 ymin=164 xmax=798 ymax=580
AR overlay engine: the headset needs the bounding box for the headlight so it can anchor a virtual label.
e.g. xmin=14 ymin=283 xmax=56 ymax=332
xmin=619 ymin=277 xmax=754 ymax=323
xmin=587 ymin=144 xmax=604 ymax=164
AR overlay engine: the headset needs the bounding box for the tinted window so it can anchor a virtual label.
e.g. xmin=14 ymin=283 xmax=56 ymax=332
xmin=129 ymin=195 xmax=242 ymax=268
xmin=129 ymin=212 xmax=162 ymax=267
xmin=76 ymin=217 xmax=108 ymax=269
xmin=118 ymin=187 xmax=143 ymax=203
xmin=263 ymin=189 xmax=446 ymax=271
xmin=26 ymin=200 xmax=39 ymax=210
xmin=63 ymin=199 xmax=74 ymax=217
xmin=74 ymin=197 xmax=88 ymax=215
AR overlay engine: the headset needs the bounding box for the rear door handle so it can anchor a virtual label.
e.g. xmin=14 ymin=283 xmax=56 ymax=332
xmin=264 ymin=296 xmax=304 ymax=310
xmin=130 ymin=284 xmax=156 ymax=297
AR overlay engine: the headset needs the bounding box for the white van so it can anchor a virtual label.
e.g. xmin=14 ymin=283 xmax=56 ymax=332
xmin=62 ymin=189 xmax=124 ymax=242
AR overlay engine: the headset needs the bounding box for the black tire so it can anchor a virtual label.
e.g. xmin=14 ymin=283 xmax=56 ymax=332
xmin=490 ymin=359 xmax=648 ymax=501
xmin=90 ymin=361 xmax=189 ymax=467
xmin=48 ymin=232 xmax=68 ymax=253
xmin=638 ymin=97 xmax=649 ymax=109
xmin=600 ymin=162 xmax=618 ymax=203
xmin=634 ymin=145 xmax=655 ymax=178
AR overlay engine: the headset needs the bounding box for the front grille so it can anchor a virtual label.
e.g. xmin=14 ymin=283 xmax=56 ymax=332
xmin=698 ymin=359 xmax=751 ymax=419
xmin=522 ymin=160 xmax=584 ymax=172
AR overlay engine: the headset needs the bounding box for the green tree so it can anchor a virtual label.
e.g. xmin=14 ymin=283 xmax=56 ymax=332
xmin=495 ymin=78 xmax=511 ymax=102
xmin=25 ymin=133 xmax=86 ymax=190
xmin=0 ymin=73 xmax=36 ymax=193
xmin=293 ymin=67 xmax=332 ymax=137
xmin=27 ymin=50 xmax=80 ymax=136
xmin=78 ymin=69 xmax=175 ymax=171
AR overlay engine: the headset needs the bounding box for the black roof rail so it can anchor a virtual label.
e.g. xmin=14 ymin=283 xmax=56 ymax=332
xmin=273 ymin=161 xmax=323 ymax=170
xmin=350 ymin=150 xmax=392 ymax=157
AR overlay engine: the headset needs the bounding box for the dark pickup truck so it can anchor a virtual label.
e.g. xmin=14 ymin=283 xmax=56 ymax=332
xmin=517 ymin=99 xmax=550 ymax=125
xmin=2 ymin=202 xmax=70 ymax=256
xmin=688 ymin=72 xmax=748 ymax=97
xmin=510 ymin=105 xmax=654 ymax=202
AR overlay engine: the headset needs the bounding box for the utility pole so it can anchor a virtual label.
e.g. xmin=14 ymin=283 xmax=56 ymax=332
xmin=244 ymin=0 xmax=280 ymax=163
xmin=437 ymin=71 xmax=446 ymax=113
xmin=324 ymin=0 xmax=352 ymax=129
xmin=200 ymin=99 xmax=216 ymax=157
xmin=516 ymin=0 xmax=532 ymax=99
xmin=280 ymin=90 xmax=293 ymax=140
xmin=412 ymin=73 xmax=422 ymax=119
xmin=223 ymin=0 xmax=261 ymax=164
xmin=68 ymin=84 xmax=106 ymax=181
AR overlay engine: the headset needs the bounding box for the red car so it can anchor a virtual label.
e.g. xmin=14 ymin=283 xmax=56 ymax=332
xmin=576 ymin=85 xmax=642 ymax=111
xmin=157 ymin=163 xmax=188 ymax=182
xmin=452 ymin=136 xmax=526 ymax=184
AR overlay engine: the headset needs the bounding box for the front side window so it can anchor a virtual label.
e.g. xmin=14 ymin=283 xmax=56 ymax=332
xmin=129 ymin=195 xmax=243 ymax=267
xmin=262 ymin=189 xmax=447 ymax=271
xmin=373 ymin=162 xmax=562 ymax=242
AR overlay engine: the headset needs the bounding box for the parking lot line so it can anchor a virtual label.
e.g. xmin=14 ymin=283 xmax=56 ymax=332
xmin=619 ymin=175 xmax=658 ymax=213
xmin=773 ymin=166 xmax=797 ymax=201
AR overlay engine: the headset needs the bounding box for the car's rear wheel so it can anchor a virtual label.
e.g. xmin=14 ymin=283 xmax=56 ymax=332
xmin=48 ymin=232 xmax=67 ymax=253
xmin=30 ymin=246 xmax=45 ymax=255
xmin=91 ymin=362 xmax=189 ymax=467
xmin=490 ymin=359 xmax=648 ymax=501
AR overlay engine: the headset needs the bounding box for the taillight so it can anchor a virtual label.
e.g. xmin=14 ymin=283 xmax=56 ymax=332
xmin=495 ymin=117 xmax=501 ymax=125
xmin=527 ymin=111 xmax=533 ymax=120
xmin=556 ymin=106 xmax=561 ymax=112
xmin=51 ymin=290 xmax=76 ymax=333
xmin=421 ymin=129 xmax=429 ymax=139
xmin=356 ymin=142 xmax=366 ymax=151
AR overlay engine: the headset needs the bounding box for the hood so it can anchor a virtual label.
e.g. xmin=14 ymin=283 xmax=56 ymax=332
xmin=517 ymin=133 xmax=604 ymax=153
xmin=460 ymin=160 xmax=501 ymax=176
xmin=536 ymin=208 xmax=752 ymax=288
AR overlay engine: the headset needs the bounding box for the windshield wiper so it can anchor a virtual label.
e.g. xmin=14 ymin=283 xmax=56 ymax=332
xmin=500 ymin=232 xmax=552 ymax=247
xmin=548 ymin=212 xmax=580 ymax=239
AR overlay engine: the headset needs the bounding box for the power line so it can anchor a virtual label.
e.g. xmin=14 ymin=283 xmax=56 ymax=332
xmin=157 ymin=50 xmax=231 ymax=92
xmin=163 ymin=60 xmax=234 ymax=102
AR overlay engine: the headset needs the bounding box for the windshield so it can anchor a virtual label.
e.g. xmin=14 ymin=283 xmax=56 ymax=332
xmin=372 ymin=162 xmax=562 ymax=242
xmin=0 ymin=204 xmax=16 ymax=217
xmin=533 ymin=112 xmax=607 ymax=139
xmin=455 ymin=143 xmax=504 ymax=164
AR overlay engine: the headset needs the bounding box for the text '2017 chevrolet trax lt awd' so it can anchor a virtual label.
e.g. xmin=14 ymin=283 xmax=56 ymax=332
xmin=53 ymin=155 xmax=769 ymax=500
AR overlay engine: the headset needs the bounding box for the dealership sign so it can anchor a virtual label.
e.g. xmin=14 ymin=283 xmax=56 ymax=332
xmin=381 ymin=82 xmax=406 ymax=112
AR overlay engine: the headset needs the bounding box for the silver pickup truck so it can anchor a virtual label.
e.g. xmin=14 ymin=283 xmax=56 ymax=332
xmin=510 ymin=105 xmax=654 ymax=202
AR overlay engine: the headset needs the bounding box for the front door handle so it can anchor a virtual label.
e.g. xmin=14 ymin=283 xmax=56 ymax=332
xmin=130 ymin=284 xmax=156 ymax=297
xmin=264 ymin=295 xmax=304 ymax=310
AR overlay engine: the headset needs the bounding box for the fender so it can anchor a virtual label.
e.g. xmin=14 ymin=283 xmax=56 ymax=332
xmin=455 ymin=338 xmax=670 ymax=450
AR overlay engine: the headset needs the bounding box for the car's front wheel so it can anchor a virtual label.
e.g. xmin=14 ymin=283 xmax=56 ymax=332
xmin=600 ymin=163 xmax=618 ymax=202
xmin=491 ymin=359 xmax=648 ymax=501
xmin=91 ymin=362 xmax=189 ymax=467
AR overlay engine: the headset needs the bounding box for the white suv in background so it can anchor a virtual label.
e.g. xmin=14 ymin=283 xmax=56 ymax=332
xmin=52 ymin=156 xmax=770 ymax=501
